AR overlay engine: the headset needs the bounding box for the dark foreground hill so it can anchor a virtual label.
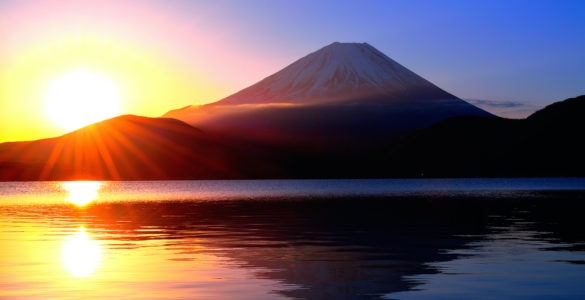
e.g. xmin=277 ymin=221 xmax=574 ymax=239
xmin=0 ymin=115 xmax=276 ymax=180
xmin=212 ymin=95 xmax=584 ymax=179
xmin=376 ymin=95 xmax=585 ymax=177
xmin=1 ymin=96 xmax=583 ymax=180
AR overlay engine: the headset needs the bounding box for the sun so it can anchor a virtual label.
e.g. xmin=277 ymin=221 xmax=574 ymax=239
xmin=45 ymin=70 xmax=121 ymax=131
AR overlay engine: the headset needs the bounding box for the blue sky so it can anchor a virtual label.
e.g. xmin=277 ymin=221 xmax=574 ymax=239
xmin=2 ymin=0 xmax=584 ymax=119
xmin=168 ymin=0 xmax=585 ymax=110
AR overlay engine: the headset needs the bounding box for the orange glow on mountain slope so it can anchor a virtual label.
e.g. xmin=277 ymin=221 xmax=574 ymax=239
xmin=0 ymin=0 xmax=288 ymax=143
xmin=0 ymin=33 xmax=223 ymax=143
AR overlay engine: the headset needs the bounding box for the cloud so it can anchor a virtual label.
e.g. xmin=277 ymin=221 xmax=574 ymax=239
xmin=467 ymin=99 xmax=528 ymax=108
xmin=466 ymin=99 xmax=540 ymax=119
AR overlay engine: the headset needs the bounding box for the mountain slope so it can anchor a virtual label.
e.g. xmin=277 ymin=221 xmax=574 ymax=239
xmin=2 ymin=96 xmax=582 ymax=180
xmin=376 ymin=95 xmax=585 ymax=177
xmin=164 ymin=42 xmax=491 ymax=150
xmin=0 ymin=115 xmax=275 ymax=180
xmin=212 ymin=42 xmax=455 ymax=105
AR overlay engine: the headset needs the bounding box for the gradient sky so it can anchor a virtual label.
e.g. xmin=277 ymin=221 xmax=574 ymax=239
xmin=1 ymin=0 xmax=584 ymax=142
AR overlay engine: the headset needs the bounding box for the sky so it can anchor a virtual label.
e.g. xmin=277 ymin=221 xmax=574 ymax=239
xmin=1 ymin=0 xmax=584 ymax=142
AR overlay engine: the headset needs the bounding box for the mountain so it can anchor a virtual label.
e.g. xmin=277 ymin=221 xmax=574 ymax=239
xmin=210 ymin=42 xmax=455 ymax=105
xmin=4 ymin=42 xmax=579 ymax=180
xmin=1 ymin=96 xmax=583 ymax=180
xmin=375 ymin=95 xmax=585 ymax=177
xmin=164 ymin=42 xmax=491 ymax=151
xmin=0 ymin=115 xmax=277 ymax=180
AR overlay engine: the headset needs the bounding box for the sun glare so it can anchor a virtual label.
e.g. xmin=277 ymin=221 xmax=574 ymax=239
xmin=45 ymin=70 xmax=120 ymax=131
xmin=62 ymin=227 xmax=102 ymax=278
xmin=64 ymin=181 xmax=103 ymax=206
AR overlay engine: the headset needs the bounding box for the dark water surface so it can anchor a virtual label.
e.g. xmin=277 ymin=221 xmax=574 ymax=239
xmin=1 ymin=178 xmax=584 ymax=299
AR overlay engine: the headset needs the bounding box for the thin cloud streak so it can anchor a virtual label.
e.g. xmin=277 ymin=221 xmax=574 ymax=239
xmin=467 ymin=99 xmax=540 ymax=119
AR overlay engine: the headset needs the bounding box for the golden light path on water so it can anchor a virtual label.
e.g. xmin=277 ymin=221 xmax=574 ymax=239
xmin=0 ymin=180 xmax=335 ymax=297
xmin=63 ymin=181 xmax=103 ymax=206
xmin=62 ymin=227 xmax=102 ymax=278
xmin=62 ymin=182 xmax=103 ymax=277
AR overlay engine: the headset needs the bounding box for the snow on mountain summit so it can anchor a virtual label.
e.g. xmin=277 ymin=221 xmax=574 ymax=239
xmin=213 ymin=42 xmax=455 ymax=105
xmin=162 ymin=42 xmax=492 ymax=148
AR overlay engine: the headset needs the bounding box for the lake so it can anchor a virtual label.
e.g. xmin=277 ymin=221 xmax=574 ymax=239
xmin=1 ymin=178 xmax=584 ymax=299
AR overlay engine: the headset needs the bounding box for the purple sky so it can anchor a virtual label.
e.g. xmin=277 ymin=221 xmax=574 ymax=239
xmin=2 ymin=0 xmax=584 ymax=122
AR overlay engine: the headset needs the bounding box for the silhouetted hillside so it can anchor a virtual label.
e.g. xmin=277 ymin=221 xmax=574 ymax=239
xmin=1 ymin=96 xmax=583 ymax=180
xmin=527 ymin=95 xmax=585 ymax=123
xmin=378 ymin=95 xmax=585 ymax=177
xmin=0 ymin=115 xmax=277 ymax=180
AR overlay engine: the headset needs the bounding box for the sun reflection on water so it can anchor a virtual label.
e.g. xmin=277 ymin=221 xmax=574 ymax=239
xmin=62 ymin=227 xmax=101 ymax=278
xmin=63 ymin=181 xmax=103 ymax=206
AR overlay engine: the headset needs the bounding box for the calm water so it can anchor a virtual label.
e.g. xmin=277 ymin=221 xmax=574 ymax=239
xmin=1 ymin=178 xmax=584 ymax=299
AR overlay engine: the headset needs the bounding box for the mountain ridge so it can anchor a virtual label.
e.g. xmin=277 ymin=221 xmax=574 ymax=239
xmin=1 ymin=95 xmax=583 ymax=180
xmin=375 ymin=95 xmax=585 ymax=177
xmin=4 ymin=43 xmax=580 ymax=180
xmin=163 ymin=42 xmax=491 ymax=150
xmin=210 ymin=42 xmax=456 ymax=105
xmin=0 ymin=115 xmax=277 ymax=180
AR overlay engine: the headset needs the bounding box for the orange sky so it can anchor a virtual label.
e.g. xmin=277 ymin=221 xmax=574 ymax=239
xmin=0 ymin=0 xmax=286 ymax=142
xmin=1 ymin=0 xmax=584 ymax=142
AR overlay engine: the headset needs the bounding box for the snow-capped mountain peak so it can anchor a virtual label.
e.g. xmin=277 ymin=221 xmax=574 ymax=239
xmin=213 ymin=42 xmax=454 ymax=105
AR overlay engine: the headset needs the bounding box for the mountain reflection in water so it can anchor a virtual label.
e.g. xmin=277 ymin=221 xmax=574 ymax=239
xmin=1 ymin=180 xmax=584 ymax=299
